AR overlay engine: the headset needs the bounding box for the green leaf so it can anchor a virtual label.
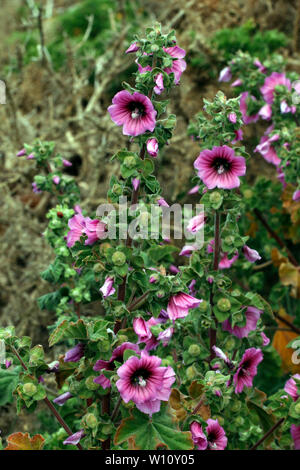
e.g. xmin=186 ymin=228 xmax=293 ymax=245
xmin=49 ymin=319 xmax=88 ymax=347
xmin=0 ymin=368 xmax=21 ymax=406
xmin=115 ymin=405 xmax=193 ymax=450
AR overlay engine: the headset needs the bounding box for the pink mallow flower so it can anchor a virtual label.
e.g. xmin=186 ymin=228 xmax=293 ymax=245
xmin=167 ymin=292 xmax=202 ymax=320
xmin=162 ymin=46 xmax=187 ymax=84
xmin=63 ymin=429 xmax=85 ymax=446
xmin=222 ymin=307 xmax=263 ymax=339
xmin=187 ymin=213 xmax=205 ymax=234
xmin=218 ymin=66 xmax=232 ymax=82
xmin=146 ymin=138 xmax=159 ymax=157
xmin=293 ymin=189 xmax=300 ymax=202
xmin=116 ymin=351 xmax=176 ymax=415
xmin=93 ymin=342 xmax=139 ymax=389
xmin=260 ymin=72 xmax=292 ymax=104
xmin=133 ymin=317 xmax=173 ymax=351
xmin=207 ymin=239 xmax=238 ymax=270
xmin=261 ymin=332 xmax=270 ymax=346
xmin=137 ymin=47 xmax=186 ymax=85
xmin=194 ymin=145 xmax=246 ymax=190
xmin=242 ymin=245 xmax=261 ymax=263
xmin=100 ymin=276 xmax=115 ymax=298
xmin=64 ymin=343 xmax=84 ymax=363
xmin=154 ymin=73 xmax=164 ymax=95
xmin=191 ymin=419 xmax=227 ymax=450
xmin=240 ymin=92 xmax=259 ymax=124
xmin=228 ymin=112 xmax=237 ymax=123
xmin=254 ymin=133 xmax=280 ymax=166
xmin=284 ymin=374 xmax=300 ymax=401
xmin=125 ymin=42 xmax=139 ymax=53
xmin=53 ymin=391 xmax=72 ymax=406
xmin=291 ymin=425 xmax=300 ymax=450
xmin=67 ymin=211 xmax=106 ymax=248
xmin=108 ymin=90 xmax=157 ymax=137
xmin=258 ymin=103 xmax=272 ymax=120
xmin=254 ymin=59 xmax=266 ymax=73
xmin=233 ymin=348 xmax=263 ymax=393
xmin=179 ymin=244 xmax=198 ymax=257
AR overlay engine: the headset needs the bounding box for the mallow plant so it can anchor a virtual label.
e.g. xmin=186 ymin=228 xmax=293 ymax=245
xmin=0 ymin=24 xmax=300 ymax=451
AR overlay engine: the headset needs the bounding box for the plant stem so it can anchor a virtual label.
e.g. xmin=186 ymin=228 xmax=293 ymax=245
xmin=10 ymin=346 xmax=83 ymax=450
xmin=250 ymin=417 xmax=285 ymax=450
xmin=209 ymin=211 xmax=221 ymax=362
xmin=101 ymin=393 xmax=111 ymax=450
xmin=254 ymin=209 xmax=298 ymax=267
xmin=111 ymin=396 xmax=123 ymax=422
xmin=274 ymin=312 xmax=300 ymax=335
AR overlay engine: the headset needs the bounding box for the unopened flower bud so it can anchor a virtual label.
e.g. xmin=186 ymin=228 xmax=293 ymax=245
xmin=156 ymin=289 xmax=165 ymax=299
xmin=225 ymin=236 xmax=234 ymax=245
xmin=232 ymin=401 xmax=242 ymax=412
xmin=295 ymin=401 xmax=300 ymax=415
xmin=199 ymin=300 xmax=208 ymax=312
xmin=217 ymin=298 xmax=231 ymax=312
xmin=235 ymin=416 xmax=245 ymax=426
xmin=100 ymin=243 xmax=111 ymax=255
xmin=186 ymin=365 xmax=198 ymax=380
xmin=209 ymin=191 xmax=223 ymax=205
xmin=85 ymin=376 xmax=99 ymax=391
xmin=243 ymin=189 xmax=253 ymax=199
xmin=23 ymin=383 xmax=37 ymax=397
xmin=112 ymin=251 xmax=126 ymax=266
xmin=188 ymin=344 xmax=201 ymax=357
xmin=151 ymin=44 xmax=159 ymax=52
xmin=124 ymin=156 xmax=136 ymax=169
xmin=225 ymin=336 xmax=236 ymax=351
xmin=102 ymin=424 xmax=113 ymax=435
xmin=84 ymin=413 xmax=98 ymax=428
xmin=112 ymin=184 xmax=123 ymax=196
xmin=93 ymin=263 xmax=104 ymax=273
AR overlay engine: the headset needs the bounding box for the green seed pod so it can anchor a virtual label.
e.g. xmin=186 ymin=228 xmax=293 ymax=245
xmin=85 ymin=376 xmax=99 ymax=391
xmin=23 ymin=383 xmax=37 ymax=397
xmin=112 ymin=251 xmax=126 ymax=266
xmin=123 ymin=156 xmax=136 ymax=169
xmin=217 ymin=298 xmax=231 ymax=312
xmin=188 ymin=344 xmax=201 ymax=357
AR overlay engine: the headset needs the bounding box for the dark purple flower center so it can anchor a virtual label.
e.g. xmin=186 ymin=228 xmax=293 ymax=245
xmin=131 ymin=367 xmax=151 ymax=387
xmin=207 ymin=431 xmax=218 ymax=449
xmin=212 ymin=157 xmax=231 ymax=175
xmin=128 ymin=101 xmax=145 ymax=119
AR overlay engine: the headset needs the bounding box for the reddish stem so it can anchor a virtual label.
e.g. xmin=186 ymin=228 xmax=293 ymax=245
xmin=10 ymin=346 xmax=83 ymax=450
